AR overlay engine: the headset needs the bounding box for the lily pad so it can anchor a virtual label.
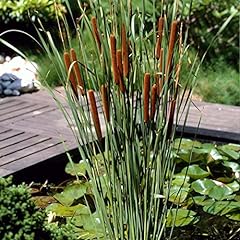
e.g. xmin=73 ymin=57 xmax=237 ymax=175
xmin=65 ymin=161 xmax=88 ymax=176
xmin=174 ymin=138 xmax=202 ymax=150
xmin=227 ymin=181 xmax=240 ymax=192
xmin=192 ymin=179 xmax=216 ymax=195
xmin=227 ymin=212 xmax=240 ymax=221
xmin=218 ymin=145 xmax=239 ymax=160
xmin=223 ymin=161 xmax=240 ymax=172
xmin=54 ymin=182 xmax=87 ymax=206
xmin=203 ymin=201 xmax=240 ymax=216
xmin=46 ymin=203 xmax=90 ymax=217
xmin=181 ymin=165 xmax=210 ymax=179
xmin=208 ymin=183 xmax=233 ymax=200
xmin=168 ymin=185 xmax=190 ymax=204
xmin=166 ymin=209 xmax=199 ymax=227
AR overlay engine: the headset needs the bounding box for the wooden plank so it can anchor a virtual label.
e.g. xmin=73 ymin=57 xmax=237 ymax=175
xmin=0 ymin=102 xmax=35 ymax=115
xmin=2 ymin=143 xmax=67 ymax=173
xmin=0 ymin=129 xmax=24 ymax=141
xmin=0 ymin=138 xmax=61 ymax=166
xmin=0 ymin=167 xmax=14 ymax=176
xmin=0 ymin=105 xmax=56 ymax=123
xmin=0 ymin=135 xmax=51 ymax=157
xmin=0 ymin=99 xmax=24 ymax=110
xmin=0 ymin=132 xmax=37 ymax=149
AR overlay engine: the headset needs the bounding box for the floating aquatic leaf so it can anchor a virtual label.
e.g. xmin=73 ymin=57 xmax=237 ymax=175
xmin=181 ymin=165 xmax=210 ymax=179
xmin=46 ymin=203 xmax=89 ymax=217
xmin=203 ymin=201 xmax=240 ymax=216
xmin=208 ymin=183 xmax=233 ymax=200
xmin=227 ymin=143 xmax=240 ymax=152
xmin=168 ymin=185 xmax=190 ymax=204
xmin=218 ymin=145 xmax=239 ymax=160
xmin=174 ymin=138 xmax=202 ymax=150
xmin=172 ymin=174 xmax=190 ymax=186
xmin=166 ymin=209 xmax=199 ymax=227
xmin=192 ymin=179 xmax=216 ymax=195
xmin=226 ymin=212 xmax=240 ymax=221
xmin=223 ymin=161 xmax=240 ymax=172
xmin=65 ymin=161 xmax=88 ymax=176
xmin=209 ymin=148 xmax=224 ymax=161
xmin=54 ymin=182 xmax=87 ymax=206
xmin=227 ymin=181 xmax=240 ymax=192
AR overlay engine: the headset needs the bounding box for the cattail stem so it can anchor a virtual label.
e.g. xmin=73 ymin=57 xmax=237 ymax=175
xmin=155 ymin=17 xmax=164 ymax=59
xmin=63 ymin=51 xmax=78 ymax=98
xmin=143 ymin=73 xmax=150 ymax=123
xmin=88 ymin=90 xmax=102 ymax=141
xmin=100 ymin=84 xmax=110 ymax=122
xmin=70 ymin=48 xmax=84 ymax=95
xmin=110 ymin=34 xmax=120 ymax=85
xmin=121 ymin=24 xmax=129 ymax=77
xmin=151 ymin=84 xmax=158 ymax=119
xmin=91 ymin=17 xmax=101 ymax=52
xmin=165 ymin=20 xmax=178 ymax=79
xmin=166 ymin=99 xmax=176 ymax=139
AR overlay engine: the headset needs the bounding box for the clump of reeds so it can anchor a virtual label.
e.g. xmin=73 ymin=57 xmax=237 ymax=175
xmin=37 ymin=1 xmax=193 ymax=239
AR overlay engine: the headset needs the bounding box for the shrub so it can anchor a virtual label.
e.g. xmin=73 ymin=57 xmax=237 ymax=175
xmin=0 ymin=177 xmax=76 ymax=240
xmin=0 ymin=0 xmax=66 ymax=24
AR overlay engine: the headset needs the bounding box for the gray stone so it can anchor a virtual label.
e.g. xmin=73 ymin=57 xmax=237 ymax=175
xmin=7 ymin=79 xmax=21 ymax=90
xmin=12 ymin=89 xmax=21 ymax=96
xmin=3 ymin=89 xmax=13 ymax=95
xmin=1 ymin=81 xmax=11 ymax=88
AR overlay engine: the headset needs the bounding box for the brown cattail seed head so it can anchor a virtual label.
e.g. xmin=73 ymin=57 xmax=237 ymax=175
xmin=151 ymin=84 xmax=158 ymax=119
xmin=63 ymin=51 xmax=78 ymax=98
xmin=155 ymin=17 xmax=164 ymax=59
xmin=110 ymin=34 xmax=120 ymax=85
xmin=100 ymin=84 xmax=110 ymax=122
xmin=143 ymin=73 xmax=151 ymax=123
xmin=70 ymin=48 xmax=84 ymax=95
xmin=91 ymin=17 xmax=101 ymax=52
xmin=165 ymin=20 xmax=178 ymax=78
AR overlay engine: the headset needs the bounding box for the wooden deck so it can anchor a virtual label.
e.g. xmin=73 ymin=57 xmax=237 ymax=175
xmin=0 ymin=88 xmax=239 ymax=179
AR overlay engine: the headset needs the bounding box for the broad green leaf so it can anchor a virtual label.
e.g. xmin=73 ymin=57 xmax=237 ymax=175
xmin=65 ymin=161 xmax=88 ymax=176
xmin=203 ymin=201 xmax=240 ymax=216
xmin=234 ymin=195 xmax=240 ymax=202
xmin=168 ymin=185 xmax=190 ymax=204
xmin=46 ymin=203 xmax=89 ymax=217
xmin=192 ymin=179 xmax=216 ymax=195
xmin=208 ymin=183 xmax=233 ymax=200
xmin=172 ymin=174 xmax=190 ymax=186
xmin=209 ymin=148 xmax=224 ymax=161
xmin=54 ymin=182 xmax=87 ymax=206
xmin=218 ymin=146 xmax=240 ymax=160
xmin=227 ymin=143 xmax=240 ymax=152
xmin=223 ymin=161 xmax=240 ymax=172
xmin=174 ymin=138 xmax=202 ymax=150
xmin=226 ymin=212 xmax=240 ymax=221
xmin=181 ymin=165 xmax=210 ymax=179
xmin=185 ymin=196 xmax=206 ymax=207
xmin=227 ymin=181 xmax=240 ymax=192
xmin=177 ymin=148 xmax=207 ymax=163
xmin=166 ymin=209 xmax=199 ymax=227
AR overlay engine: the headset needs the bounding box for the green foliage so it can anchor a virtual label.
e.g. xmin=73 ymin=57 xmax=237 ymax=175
xmin=180 ymin=0 xmax=239 ymax=69
xmin=172 ymin=139 xmax=240 ymax=222
xmin=195 ymin=59 xmax=240 ymax=106
xmin=0 ymin=0 xmax=66 ymax=24
xmin=0 ymin=176 xmax=76 ymax=240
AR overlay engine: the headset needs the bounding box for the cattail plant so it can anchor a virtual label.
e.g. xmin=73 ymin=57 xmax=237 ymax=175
xmin=34 ymin=0 xmax=198 ymax=239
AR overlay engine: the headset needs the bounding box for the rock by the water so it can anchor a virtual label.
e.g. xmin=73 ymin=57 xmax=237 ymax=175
xmin=0 ymin=56 xmax=39 ymax=96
